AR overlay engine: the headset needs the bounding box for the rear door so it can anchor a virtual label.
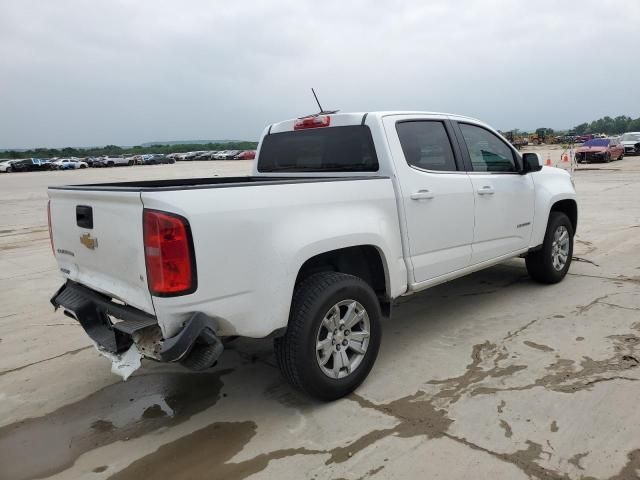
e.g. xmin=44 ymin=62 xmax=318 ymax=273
xmin=383 ymin=115 xmax=475 ymax=283
xmin=48 ymin=188 xmax=154 ymax=313
xmin=452 ymin=121 xmax=535 ymax=265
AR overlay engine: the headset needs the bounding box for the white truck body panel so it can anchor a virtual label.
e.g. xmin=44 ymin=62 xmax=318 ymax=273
xmin=141 ymin=178 xmax=406 ymax=338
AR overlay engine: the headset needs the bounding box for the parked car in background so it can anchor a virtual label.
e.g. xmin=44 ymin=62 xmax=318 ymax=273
xmin=575 ymin=134 xmax=595 ymax=143
xmin=620 ymin=132 xmax=640 ymax=155
xmin=90 ymin=158 xmax=110 ymax=168
xmin=213 ymin=150 xmax=229 ymax=159
xmin=11 ymin=158 xmax=52 ymax=172
xmin=234 ymin=150 xmax=256 ymax=160
xmin=194 ymin=151 xmax=213 ymax=160
xmin=142 ymin=154 xmax=174 ymax=165
xmin=100 ymin=155 xmax=129 ymax=167
xmin=0 ymin=160 xmax=17 ymax=172
xmin=52 ymin=158 xmax=88 ymax=170
xmin=556 ymin=135 xmax=577 ymax=144
xmin=214 ymin=150 xmax=241 ymax=160
xmin=575 ymin=138 xmax=624 ymax=163
xmin=183 ymin=151 xmax=202 ymax=161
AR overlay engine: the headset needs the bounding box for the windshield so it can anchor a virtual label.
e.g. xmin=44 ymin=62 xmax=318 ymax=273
xmin=621 ymin=133 xmax=640 ymax=142
xmin=583 ymin=139 xmax=609 ymax=147
xmin=258 ymin=125 xmax=379 ymax=172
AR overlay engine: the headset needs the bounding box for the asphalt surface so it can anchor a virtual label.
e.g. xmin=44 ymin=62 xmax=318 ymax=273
xmin=1 ymin=153 xmax=639 ymax=480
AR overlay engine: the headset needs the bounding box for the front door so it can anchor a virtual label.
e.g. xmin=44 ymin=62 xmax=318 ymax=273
xmin=453 ymin=121 xmax=535 ymax=265
xmin=384 ymin=116 xmax=475 ymax=283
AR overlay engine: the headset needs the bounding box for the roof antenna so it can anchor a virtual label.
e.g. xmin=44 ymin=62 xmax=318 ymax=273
xmin=308 ymin=88 xmax=339 ymax=116
xmin=312 ymin=88 xmax=324 ymax=112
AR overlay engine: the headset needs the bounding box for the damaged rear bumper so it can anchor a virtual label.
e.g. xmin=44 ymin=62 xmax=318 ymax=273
xmin=50 ymin=281 xmax=223 ymax=373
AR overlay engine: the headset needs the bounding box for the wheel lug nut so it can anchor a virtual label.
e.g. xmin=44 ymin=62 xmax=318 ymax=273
xmin=345 ymin=330 xmax=350 ymax=336
xmin=332 ymin=340 xmax=336 ymax=345
xmin=339 ymin=325 xmax=344 ymax=330
xmin=342 ymin=340 xmax=348 ymax=346
xmin=333 ymin=329 xmax=338 ymax=335
xmin=336 ymin=345 xmax=341 ymax=351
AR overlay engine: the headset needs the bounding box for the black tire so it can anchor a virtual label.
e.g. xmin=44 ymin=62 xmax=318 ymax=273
xmin=79 ymin=164 xmax=86 ymax=169
xmin=526 ymin=212 xmax=574 ymax=284
xmin=274 ymin=272 xmax=382 ymax=401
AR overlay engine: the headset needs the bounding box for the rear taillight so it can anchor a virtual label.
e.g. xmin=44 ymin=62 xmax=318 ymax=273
xmin=47 ymin=200 xmax=55 ymax=255
xmin=294 ymin=115 xmax=331 ymax=130
xmin=143 ymin=209 xmax=196 ymax=296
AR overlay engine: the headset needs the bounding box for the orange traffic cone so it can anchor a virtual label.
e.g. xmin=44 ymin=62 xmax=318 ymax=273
xmin=561 ymin=153 xmax=569 ymax=163
xmin=545 ymin=154 xmax=552 ymax=166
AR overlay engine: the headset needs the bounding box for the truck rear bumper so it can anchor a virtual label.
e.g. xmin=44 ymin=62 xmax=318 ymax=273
xmin=51 ymin=281 xmax=223 ymax=367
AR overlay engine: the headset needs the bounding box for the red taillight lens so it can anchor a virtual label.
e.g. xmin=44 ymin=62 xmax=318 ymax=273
xmin=143 ymin=209 xmax=196 ymax=296
xmin=47 ymin=200 xmax=55 ymax=255
xmin=294 ymin=115 xmax=331 ymax=130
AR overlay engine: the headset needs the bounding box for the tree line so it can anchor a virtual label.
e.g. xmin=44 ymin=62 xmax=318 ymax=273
xmin=0 ymin=141 xmax=258 ymax=160
xmin=511 ymin=115 xmax=640 ymax=138
xmin=571 ymin=116 xmax=640 ymax=135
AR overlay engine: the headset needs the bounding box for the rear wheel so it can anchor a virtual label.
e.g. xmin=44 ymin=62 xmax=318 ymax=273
xmin=6 ymin=166 xmax=12 ymax=173
xmin=526 ymin=212 xmax=574 ymax=284
xmin=604 ymin=153 xmax=611 ymax=163
xmin=274 ymin=272 xmax=382 ymax=401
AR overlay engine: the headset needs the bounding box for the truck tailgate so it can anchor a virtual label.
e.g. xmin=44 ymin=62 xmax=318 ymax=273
xmin=48 ymin=188 xmax=154 ymax=314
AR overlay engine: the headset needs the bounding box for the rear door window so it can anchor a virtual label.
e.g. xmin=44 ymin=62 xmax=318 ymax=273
xmin=396 ymin=121 xmax=458 ymax=171
xmin=258 ymin=125 xmax=378 ymax=172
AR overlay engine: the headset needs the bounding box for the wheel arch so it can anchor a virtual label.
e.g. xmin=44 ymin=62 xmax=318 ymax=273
xmin=294 ymin=245 xmax=391 ymax=315
xmin=550 ymin=199 xmax=578 ymax=233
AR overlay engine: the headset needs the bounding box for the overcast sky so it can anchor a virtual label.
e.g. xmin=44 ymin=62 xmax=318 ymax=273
xmin=1 ymin=0 xmax=639 ymax=149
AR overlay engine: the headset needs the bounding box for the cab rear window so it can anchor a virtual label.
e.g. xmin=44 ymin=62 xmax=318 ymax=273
xmin=257 ymin=125 xmax=379 ymax=172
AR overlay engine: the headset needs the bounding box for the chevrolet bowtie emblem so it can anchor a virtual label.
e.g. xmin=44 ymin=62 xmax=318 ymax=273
xmin=80 ymin=233 xmax=98 ymax=250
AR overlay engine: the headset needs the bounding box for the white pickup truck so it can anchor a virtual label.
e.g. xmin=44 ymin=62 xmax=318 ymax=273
xmin=48 ymin=111 xmax=577 ymax=400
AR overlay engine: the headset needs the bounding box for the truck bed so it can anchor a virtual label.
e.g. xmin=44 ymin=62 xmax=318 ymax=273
xmin=49 ymin=175 xmax=386 ymax=192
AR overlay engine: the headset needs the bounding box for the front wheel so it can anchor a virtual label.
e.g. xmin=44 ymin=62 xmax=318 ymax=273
xmin=274 ymin=272 xmax=382 ymax=401
xmin=526 ymin=212 xmax=574 ymax=284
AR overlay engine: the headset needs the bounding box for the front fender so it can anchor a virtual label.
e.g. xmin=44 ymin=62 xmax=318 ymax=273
xmin=530 ymin=167 xmax=577 ymax=247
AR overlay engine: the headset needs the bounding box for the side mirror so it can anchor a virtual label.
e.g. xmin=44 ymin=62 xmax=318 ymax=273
xmin=521 ymin=152 xmax=543 ymax=174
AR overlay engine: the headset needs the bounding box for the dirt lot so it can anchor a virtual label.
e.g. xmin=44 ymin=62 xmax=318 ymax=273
xmin=1 ymin=156 xmax=639 ymax=480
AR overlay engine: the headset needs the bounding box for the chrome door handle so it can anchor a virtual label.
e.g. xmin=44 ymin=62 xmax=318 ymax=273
xmin=410 ymin=189 xmax=435 ymax=200
xmin=477 ymin=185 xmax=495 ymax=195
